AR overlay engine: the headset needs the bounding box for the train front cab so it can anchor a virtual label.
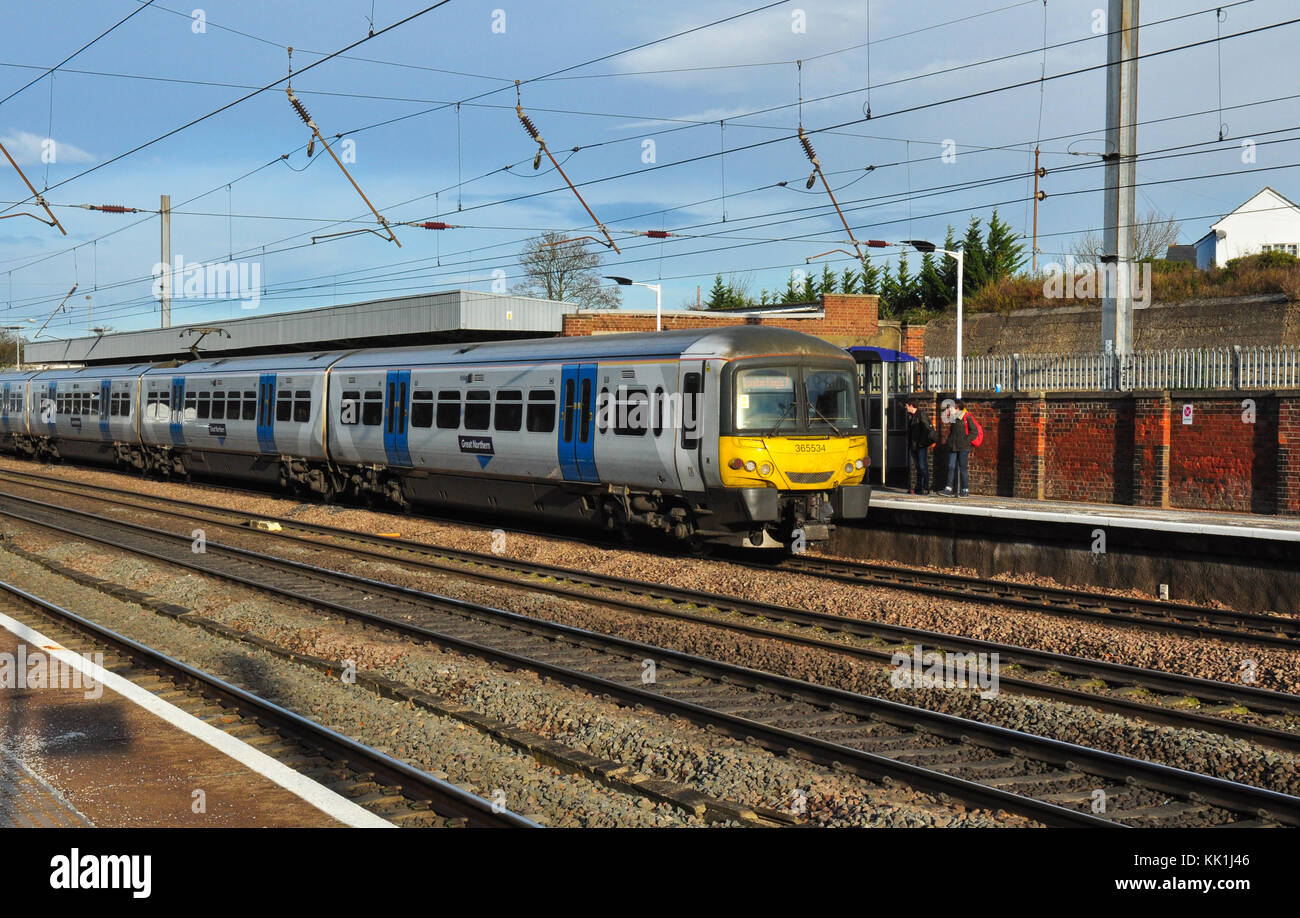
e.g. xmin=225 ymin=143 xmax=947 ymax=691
xmin=714 ymin=355 xmax=870 ymax=547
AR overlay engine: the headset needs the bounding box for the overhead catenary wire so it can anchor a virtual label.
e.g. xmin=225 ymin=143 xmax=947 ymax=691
xmin=5 ymin=2 xmax=1294 ymax=325
xmin=0 ymin=0 xmax=1268 ymax=270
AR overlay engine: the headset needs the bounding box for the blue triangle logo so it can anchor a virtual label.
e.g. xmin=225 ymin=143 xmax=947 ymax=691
xmin=477 ymin=454 xmax=492 ymax=468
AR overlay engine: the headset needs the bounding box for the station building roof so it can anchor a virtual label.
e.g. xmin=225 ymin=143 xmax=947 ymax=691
xmin=20 ymin=290 xmax=574 ymax=367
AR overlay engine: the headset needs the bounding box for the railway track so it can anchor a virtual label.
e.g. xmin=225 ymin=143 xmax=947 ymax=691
xmin=0 ymin=578 xmax=536 ymax=828
xmin=2 ymin=467 xmax=1298 ymax=755
xmin=1 ymin=488 xmax=1296 ymax=827
xmin=774 ymin=554 xmax=1300 ymax=651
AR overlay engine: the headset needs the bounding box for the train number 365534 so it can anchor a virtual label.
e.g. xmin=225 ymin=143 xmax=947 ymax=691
xmin=793 ymin=443 xmax=826 ymax=453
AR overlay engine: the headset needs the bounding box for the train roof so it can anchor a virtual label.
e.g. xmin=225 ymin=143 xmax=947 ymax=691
xmin=30 ymin=362 xmax=157 ymax=381
xmin=141 ymin=351 xmax=355 ymax=376
xmin=331 ymin=326 xmax=852 ymax=370
xmin=0 ymin=370 xmax=43 ymax=383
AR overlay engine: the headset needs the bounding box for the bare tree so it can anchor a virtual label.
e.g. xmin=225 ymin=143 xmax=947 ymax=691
xmin=1070 ymin=209 xmax=1184 ymax=263
xmin=512 ymin=232 xmax=621 ymax=308
xmin=0 ymin=333 xmax=16 ymax=368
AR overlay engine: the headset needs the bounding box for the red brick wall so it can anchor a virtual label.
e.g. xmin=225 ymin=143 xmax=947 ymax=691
xmin=1281 ymin=400 xmax=1300 ymax=514
xmin=1042 ymin=397 xmax=1135 ymax=505
xmin=920 ymin=389 xmax=1300 ymax=516
xmin=900 ymin=324 xmax=925 ymax=359
xmin=562 ymin=293 xmax=880 ymax=340
xmin=1168 ymin=396 xmax=1278 ymax=513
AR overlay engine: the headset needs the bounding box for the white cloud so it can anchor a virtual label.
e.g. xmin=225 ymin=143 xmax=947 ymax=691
xmin=0 ymin=129 xmax=94 ymax=166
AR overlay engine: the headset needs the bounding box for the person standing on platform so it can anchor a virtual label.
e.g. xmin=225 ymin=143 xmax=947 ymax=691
xmin=941 ymin=399 xmax=972 ymax=497
xmin=903 ymin=398 xmax=934 ymax=494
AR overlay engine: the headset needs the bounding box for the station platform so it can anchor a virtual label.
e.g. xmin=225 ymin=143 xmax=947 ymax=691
xmin=832 ymin=489 xmax=1300 ymax=611
xmin=868 ymin=490 xmax=1300 ymax=542
xmin=0 ymin=613 xmax=391 ymax=828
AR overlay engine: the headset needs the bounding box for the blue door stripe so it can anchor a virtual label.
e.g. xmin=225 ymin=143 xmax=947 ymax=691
xmin=256 ymin=373 xmax=276 ymax=454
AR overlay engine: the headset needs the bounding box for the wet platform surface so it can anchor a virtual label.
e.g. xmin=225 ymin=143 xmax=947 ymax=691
xmin=0 ymin=622 xmax=373 ymax=828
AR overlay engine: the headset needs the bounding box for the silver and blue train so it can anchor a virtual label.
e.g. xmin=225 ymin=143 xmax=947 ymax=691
xmin=0 ymin=326 xmax=870 ymax=548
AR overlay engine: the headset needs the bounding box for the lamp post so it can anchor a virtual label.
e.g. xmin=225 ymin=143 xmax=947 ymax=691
xmin=900 ymin=240 xmax=965 ymax=398
xmin=604 ymin=276 xmax=662 ymax=331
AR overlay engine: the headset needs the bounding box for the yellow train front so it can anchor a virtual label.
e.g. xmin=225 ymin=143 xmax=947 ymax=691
xmin=700 ymin=328 xmax=871 ymax=548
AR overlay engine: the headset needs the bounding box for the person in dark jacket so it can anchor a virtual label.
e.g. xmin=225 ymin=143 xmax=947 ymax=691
xmin=903 ymin=398 xmax=934 ymax=494
xmin=941 ymin=399 xmax=972 ymax=497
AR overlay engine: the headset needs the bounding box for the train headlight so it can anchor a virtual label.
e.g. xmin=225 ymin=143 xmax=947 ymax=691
xmin=855 ymin=459 xmax=864 ymax=470
xmin=843 ymin=462 xmax=854 ymax=474
xmin=759 ymin=462 xmax=773 ymax=476
xmin=728 ymin=458 xmax=743 ymax=470
xmin=744 ymin=460 xmax=757 ymax=472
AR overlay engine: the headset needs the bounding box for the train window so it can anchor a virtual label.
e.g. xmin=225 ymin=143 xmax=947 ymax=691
xmin=339 ymin=390 xmax=361 ymax=425
xmin=494 ymin=390 xmax=522 ymax=431
xmin=294 ymin=390 xmax=311 ymax=423
xmin=410 ymin=390 xmax=433 ymax=428
xmin=526 ymin=390 xmax=556 ymax=433
xmin=578 ymin=379 xmax=593 ymax=444
xmin=276 ymin=391 xmax=292 ymax=422
xmin=211 ymin=391 xmax=226 ymax=420
xmin=362 ymin=390 xmax=383 ymax=426
xmin=227 ymin=392 xmax=242 ymax=420
xmin=597 ymin=387 xmax=610 ymax=434
xmin=121 ymin=393 xmax=131 ymax=419
xmin=81 ymin=394 xmax=92 ymax=416
xmin=90 ymin=394 xmax=100 ymax=417
xmin=436 ymin=390 xmax=460 ymax=429
xmin=561 ymin=381 xmax=575 ymax=441
xmin=242 ymin=391 xmax=256 ymax=421
xmin=805 ymin=369 xmax=860 ymax=431
xmin=653 ymin=387 xmax=665 ymax=436
xmin=615 ymin=388 xmax=649 ymax=437
xmin=184 ymin=391 xmax=197 ymax=420
xmin=681 ymin=372 xmax=702 ymax=450
xmin=146 ymin=391 xmax=170 ymax=421
xmin=109 ymin=393 xmax=119 ymax=417
xmin=196 ymin=392 xmax=211 ymax=420
xmin=385 ymin=382 xmax=396 ymax=434
xmin=465 ymin=390 xmax=490 ymax=430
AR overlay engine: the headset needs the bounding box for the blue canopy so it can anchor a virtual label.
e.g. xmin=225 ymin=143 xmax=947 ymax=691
xmin=847 ymin=345 xmax=919 ymax=364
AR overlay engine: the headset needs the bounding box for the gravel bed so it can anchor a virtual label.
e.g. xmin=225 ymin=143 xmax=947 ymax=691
xmin=7 ymin=457 xmax=1295 ymax=697
xmin=0 ymin=529 xmax=1023 ymax=827
xmin=10 ymin=460 xmax=1300 ymax=795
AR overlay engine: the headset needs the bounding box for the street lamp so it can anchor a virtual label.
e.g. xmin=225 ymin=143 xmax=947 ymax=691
xmin=604 ymin=276 xmax=662 ymax=331
xmin=901 ymin=239 xmax=966 ymax=399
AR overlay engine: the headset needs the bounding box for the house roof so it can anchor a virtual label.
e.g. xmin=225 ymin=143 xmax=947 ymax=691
xmin=1210 ymin=186 xmax=1300 ymax=230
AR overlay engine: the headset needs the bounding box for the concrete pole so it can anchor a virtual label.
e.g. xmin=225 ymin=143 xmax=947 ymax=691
xmin=160 ymin=193 xmax=172 ymax=328
xmin=1101 ymin=0 xmax=1139 ymax=356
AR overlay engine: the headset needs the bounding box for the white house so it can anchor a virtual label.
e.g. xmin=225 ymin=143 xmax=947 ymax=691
xmin=1194 ymin=187 xmax=1300 ymax=269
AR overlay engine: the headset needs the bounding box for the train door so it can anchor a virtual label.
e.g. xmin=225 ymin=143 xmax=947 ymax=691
xmin=558 ymin=363 xmax=598 ymax=482
xmin=673 ymin=361 xmax=706 ymax=492
xmin=170 ymin=377 xmax=186 ymax=446
xmin=44 ymin=381 xmax=57 ymax=433
xmin=383 ymin=369 xmax=411 ymax=467
xmin=256 ymin=373 xmax=276 ymax=454
xmin=100 ymin=379 xmax=111 ymax=440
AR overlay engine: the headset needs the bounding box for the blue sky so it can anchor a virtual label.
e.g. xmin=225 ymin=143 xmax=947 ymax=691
xmin=0 ymin=0 xmax=1296 ymax=338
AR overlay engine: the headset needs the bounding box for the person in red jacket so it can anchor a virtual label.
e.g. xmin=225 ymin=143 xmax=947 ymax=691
xmin=941 ymin=399 xmax=972 ymax=497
